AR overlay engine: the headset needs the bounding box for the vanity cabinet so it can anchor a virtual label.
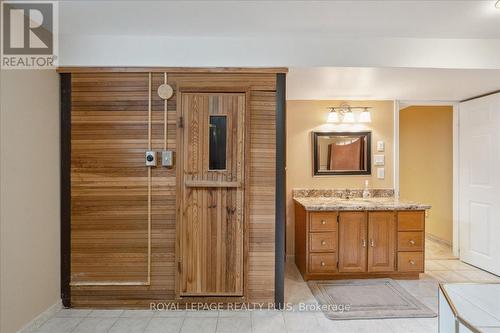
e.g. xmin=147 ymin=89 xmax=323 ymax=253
xmin=368 ymin=212 xmax=396 ymax=272
xmin=294 ymin=203 xmax=426 ymax=280
xmin=338 ymin=211 xmax=366 ymax=273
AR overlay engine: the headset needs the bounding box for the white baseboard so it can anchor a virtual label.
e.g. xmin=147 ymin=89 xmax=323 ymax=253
xmin=17 ymin=300 xmax=62 ymax=333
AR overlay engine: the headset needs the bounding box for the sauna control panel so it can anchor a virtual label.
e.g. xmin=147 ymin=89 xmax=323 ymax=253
xmin=145 ymin=151 xmax=157 ymax=166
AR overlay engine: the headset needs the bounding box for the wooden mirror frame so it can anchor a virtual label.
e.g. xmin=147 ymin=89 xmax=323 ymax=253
xmin=312 ymin=131 xmax=372 ymax=176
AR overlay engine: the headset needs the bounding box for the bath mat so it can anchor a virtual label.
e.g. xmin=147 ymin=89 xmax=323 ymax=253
xmin=307 ymin=278 xmax=436 ymax=320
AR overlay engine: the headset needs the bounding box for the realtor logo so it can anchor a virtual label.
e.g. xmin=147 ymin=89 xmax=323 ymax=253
xmin=1 ymin=1 xmax=58 ymax=69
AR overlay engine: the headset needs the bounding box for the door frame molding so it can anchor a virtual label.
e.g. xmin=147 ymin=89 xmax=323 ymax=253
xmin=175 ymin=86 xmax=251 ymax=300
xmin=395 ymin=100 xmax=460 ymax=257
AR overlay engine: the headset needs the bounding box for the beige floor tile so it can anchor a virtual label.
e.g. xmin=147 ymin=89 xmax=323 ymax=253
xmin=36 ymin=317 xmax=83 ymax=333
xmin=72 ymin=317 xmax=117 ymax=333
xmin=432 ymin=259 xmax=476 ymax=271
xmin=154 ymin=310 xmax=186 ymax=317
xmin=87 ymin=309 xmax=124 ymax=318
xmin=108 ymin=317 xmax=151 ymax=333
xmin=217 ymin=316 xmax=252 ymax=333
xmin=145 ymin=317 xmax=184 ymax=333
xmin=283 ymin=311 xmax=319 ymax=333
xmin=54 ymin=309 xmax=91 ymax=318
xmin=121 ymin=310 xmax=155 ymax=318
xmin=180 ymin=317 xmax=217 ymax=333
xmin=251 ymin=311 xmax=286 ymax=333
xmin=385 ymin=318 xmax=429 ymax=333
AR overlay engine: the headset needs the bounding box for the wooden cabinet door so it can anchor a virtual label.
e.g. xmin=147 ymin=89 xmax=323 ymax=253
xmin=179 ymin=92 xmax=245 ymax=296
xmin=338 ymin=212 xmax=367 ymax=273
xmin=368 ymin=212 xmax=396 ymax=272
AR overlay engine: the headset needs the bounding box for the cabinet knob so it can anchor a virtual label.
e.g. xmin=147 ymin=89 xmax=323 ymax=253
xmin=321 ymin=240 xmax=326 ymax=245
xmin=409 ymin=240 xmax=416 ymax=245
xmin=362 ymin=239 xmax=367 ymax=247
xmin=409 ymin=260 xmax=415 ymax=265
xmin=321 ymin=220 xmax=327 ymax=225
xmin=320 ymin=261 xmax=326 ymax=266
xmin=370 ymin=239 xmax=375 ymax=247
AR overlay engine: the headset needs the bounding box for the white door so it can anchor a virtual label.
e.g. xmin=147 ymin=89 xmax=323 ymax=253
xmin=459 ymin=93 xmax=500 ymax=275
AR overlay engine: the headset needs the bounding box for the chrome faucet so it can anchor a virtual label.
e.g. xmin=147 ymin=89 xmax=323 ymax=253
xmin=343 ymin=189 xmax=351 ymax=200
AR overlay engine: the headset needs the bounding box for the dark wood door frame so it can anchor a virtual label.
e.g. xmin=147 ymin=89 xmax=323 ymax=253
xmin=275 ymin=73 xmax=286 ymax=308
xmin=60 ymin=73 xmax=71 ymax=308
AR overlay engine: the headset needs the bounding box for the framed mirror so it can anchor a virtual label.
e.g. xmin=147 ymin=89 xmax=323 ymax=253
xmin=313 ymin=131 xmax=371 ymax=176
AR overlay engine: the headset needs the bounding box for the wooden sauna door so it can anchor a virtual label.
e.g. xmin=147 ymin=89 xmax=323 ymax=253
xmin=179 ymin=92 xmax=246 ymax=296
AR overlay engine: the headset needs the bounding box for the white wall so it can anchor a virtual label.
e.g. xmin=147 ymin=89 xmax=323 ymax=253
xmin=0 ymin=70 xmax=60 ymax=333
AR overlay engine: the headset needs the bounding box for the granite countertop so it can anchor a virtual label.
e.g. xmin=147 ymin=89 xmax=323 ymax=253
xmin=294 ymin=196 xmax=431 ymax=211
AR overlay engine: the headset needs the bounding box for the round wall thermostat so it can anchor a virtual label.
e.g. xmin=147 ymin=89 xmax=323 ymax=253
xmin=157 ymin=83 xmax=174 ymax=100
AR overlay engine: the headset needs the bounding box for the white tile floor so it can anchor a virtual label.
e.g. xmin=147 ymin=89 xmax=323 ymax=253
xmin=34 ymin=239 xmax=500 ymax=333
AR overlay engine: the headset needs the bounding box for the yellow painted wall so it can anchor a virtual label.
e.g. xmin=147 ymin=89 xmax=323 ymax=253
xmin=399 ymin=105 xmax=453 ymax=244
xmin=286 ymin=100 xmax=394 ymax=255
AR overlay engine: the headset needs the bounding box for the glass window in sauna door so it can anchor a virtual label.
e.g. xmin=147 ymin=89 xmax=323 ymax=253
xmin=208 ymin=115 xmax=227 ymax=170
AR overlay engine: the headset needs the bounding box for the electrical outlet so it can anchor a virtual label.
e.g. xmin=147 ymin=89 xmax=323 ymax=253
xmin=162 ymin=150 xmax=174 ymax=167
xmin=377 ymin=167 xmax=385 ymax=179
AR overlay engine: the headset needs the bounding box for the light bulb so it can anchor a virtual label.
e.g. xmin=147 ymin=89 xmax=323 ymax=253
xmin=359 ymin=108 xmax=372 ymax=123
xmin=343 ymin=111 xmax=355 ymax=123
xmin=327 ymin=110 xmax=340 ymax=123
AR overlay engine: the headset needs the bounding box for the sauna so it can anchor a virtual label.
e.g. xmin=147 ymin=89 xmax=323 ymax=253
xmin=59 ymin=68 xmax=287 ymax=308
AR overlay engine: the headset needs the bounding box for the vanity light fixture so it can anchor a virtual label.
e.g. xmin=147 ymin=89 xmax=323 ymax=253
xmin=359 ymin=107 xmax=372 ymax=123
xmin=327 ymin=104 xmax=372 ymax=123
xmin=496 ymin=0 xmax=500 ymax=8
xmin=327 ymin=109 xmax=340 ymax=123
xmin=343 ymin=109 xmax=355 ymax=123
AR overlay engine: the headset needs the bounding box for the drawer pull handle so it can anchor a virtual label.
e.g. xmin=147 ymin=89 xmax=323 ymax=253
xmin=362 ymin=239 xmax=366 ymax=247
xmin=370 ymin=239 xmax=375 ymax=247
xmin=321 ymin=240 xmax=326 ymax=245
xmin=409 ymin=240 xmax=416 ymax=245
xmin=320 ymin=261 xmax=326 ymax=267
xmin=321 ymin=220 xmax=327 ymax=225
xmin=409 ymin=260 xmax=415 ymax=265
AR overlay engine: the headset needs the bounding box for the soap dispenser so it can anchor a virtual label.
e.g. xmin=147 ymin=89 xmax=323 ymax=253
xmin=362 ymin=180 xmax=371 ymax=199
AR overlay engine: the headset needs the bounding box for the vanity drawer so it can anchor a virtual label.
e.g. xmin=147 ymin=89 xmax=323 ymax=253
xmin=310 ymin=212 xmax=337 ymax=232
xmin=398 ymin=252 xmax=424 ymax=272
xmin=309 ymin=253 xmax=337 ymax=273
xmin=397 ymin=211 xmax=424 ymax=231
xmin=398 ymin=232 xmax=424 ymax=251
xmin=309 ymin=232 xmax=337 ymax=252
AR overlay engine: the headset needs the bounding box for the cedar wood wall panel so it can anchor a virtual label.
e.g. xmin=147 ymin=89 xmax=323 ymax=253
xmin=69 ymin=72 xmax=276 ymax=307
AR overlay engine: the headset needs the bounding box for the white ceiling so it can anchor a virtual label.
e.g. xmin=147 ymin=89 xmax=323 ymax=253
xmin=61 ymin=1 xmax=500 ymax=39
xmin=58 ymin=1 xmax=500 ymax=69
xmin=287 ymin=67 xmax=500 ymax=101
